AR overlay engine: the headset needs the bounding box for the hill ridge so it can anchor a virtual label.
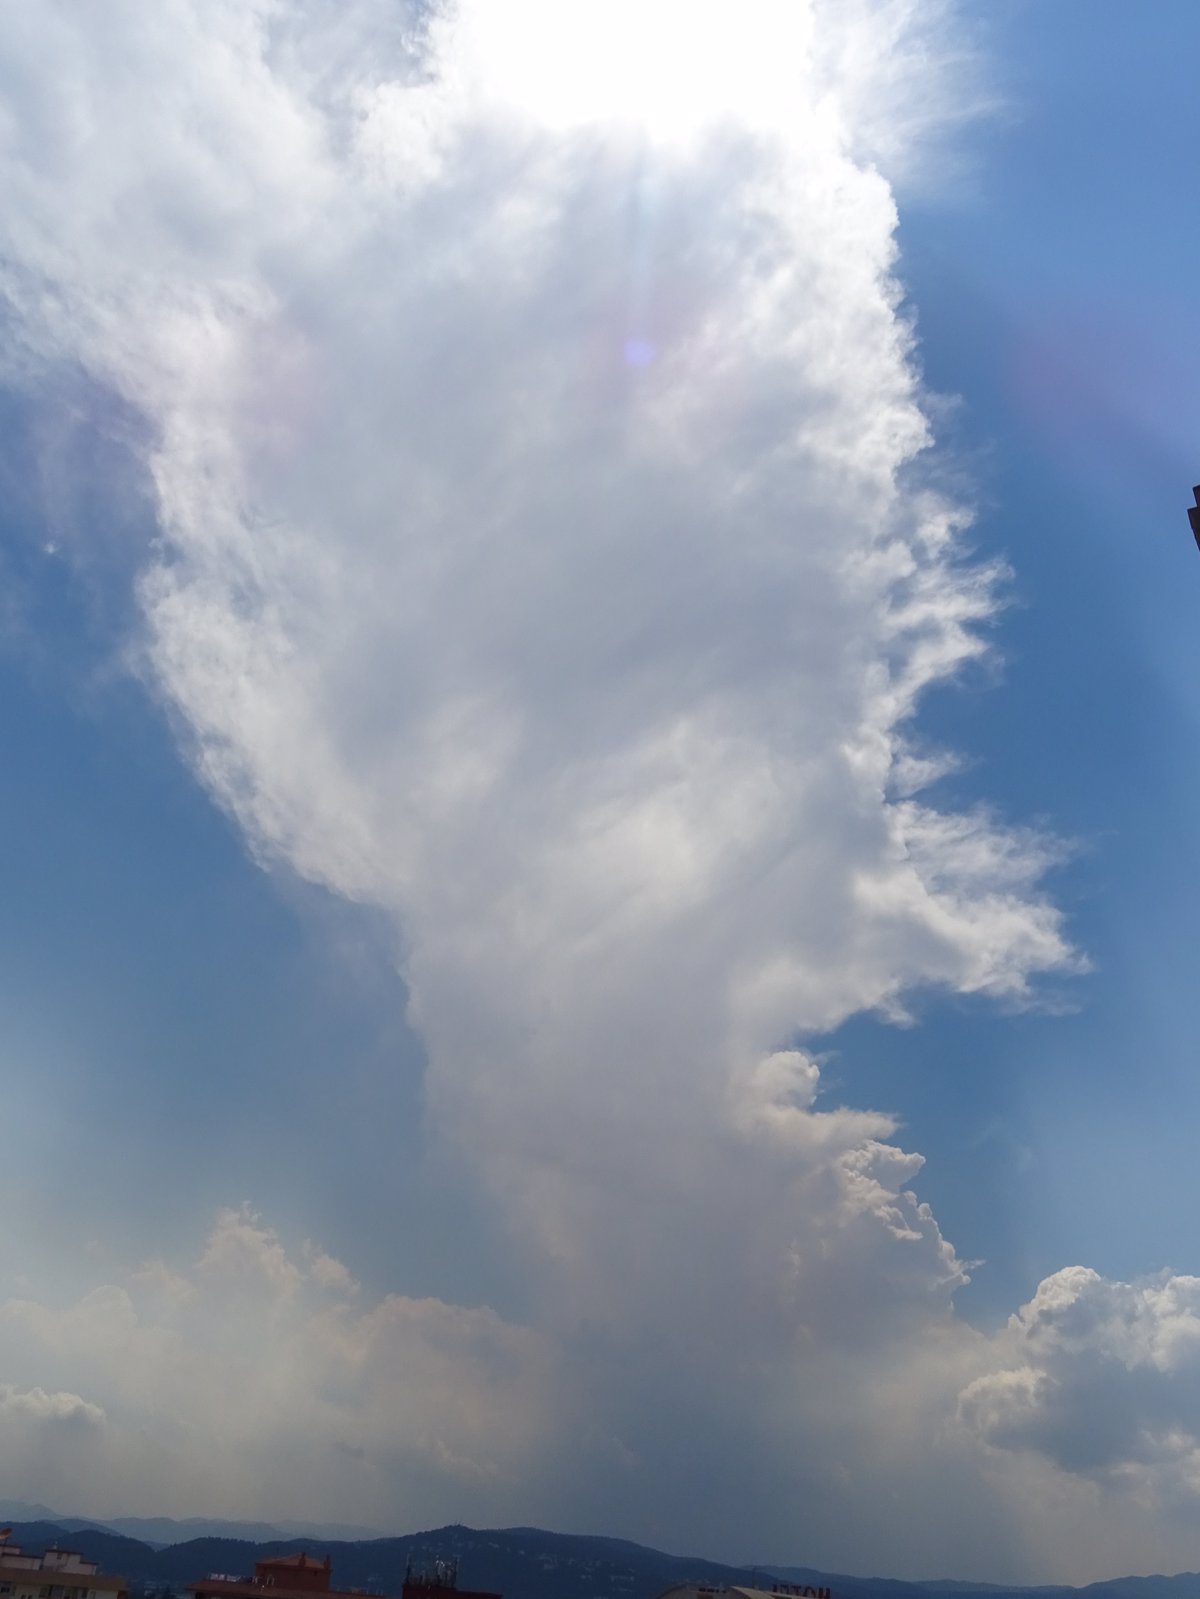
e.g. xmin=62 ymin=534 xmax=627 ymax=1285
xmin=5 ymin=1516 xmax=1200 ymax=1599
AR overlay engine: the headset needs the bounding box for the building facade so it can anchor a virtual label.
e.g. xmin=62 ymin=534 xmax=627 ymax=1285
xmin=0 ymin=1532 xmax=127 ymax=1599
xmin=191 ymin=1554 xmax=358 ymax=1599
xmin=657 ymin=1583 xmax=832 ymax=1599
xmin=190 ymin=1550 xmax=502 ymax=1599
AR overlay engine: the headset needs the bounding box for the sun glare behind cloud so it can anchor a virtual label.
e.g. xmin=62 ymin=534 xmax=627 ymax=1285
xmin=445 ymin=0 xmax=818 ymax=144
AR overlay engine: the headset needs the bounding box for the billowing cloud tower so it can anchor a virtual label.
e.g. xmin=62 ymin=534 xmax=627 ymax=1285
xmin=4 ymin=0 xmax=1172 ymax=1582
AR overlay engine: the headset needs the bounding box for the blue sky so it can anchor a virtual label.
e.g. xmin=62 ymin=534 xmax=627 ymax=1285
xmin=875 ymin=0 xmax=1200 ymax=1315
xmin=3 ymin=0 xmax=1200 ymax=1584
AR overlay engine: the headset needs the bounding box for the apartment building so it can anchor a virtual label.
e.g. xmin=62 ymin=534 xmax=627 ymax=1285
xmin=0 ymin=1532 xmax=127 ymax=1599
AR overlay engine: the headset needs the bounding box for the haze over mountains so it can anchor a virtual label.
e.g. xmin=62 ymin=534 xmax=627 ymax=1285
xmin=4 ymin=1513 xmax=1200 ymax=1599
xmin=0 ymin=1508 xmax=386 ymax=1551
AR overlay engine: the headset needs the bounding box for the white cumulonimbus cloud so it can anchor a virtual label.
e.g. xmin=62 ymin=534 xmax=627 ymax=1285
xmin=0 ymin=0 xmax=1136 ymax=1577
xmin=0 ymin=1209 xmax=564 ymax=1527
xmin=962 ymin=1268 xmax=1200 ymax=1485
xmin=0 ymin=1384 xmax=104 ymax=1428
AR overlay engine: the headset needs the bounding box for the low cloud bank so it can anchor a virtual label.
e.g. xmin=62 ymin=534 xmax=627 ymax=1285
xmin=0 ymin=1209 xmax=564 ymax=1527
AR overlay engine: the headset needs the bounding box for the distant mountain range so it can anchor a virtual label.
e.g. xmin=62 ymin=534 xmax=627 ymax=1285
xmin=3 ymin=1510 xmax=1200 ymax=1599
xmin=0 ymin=1506 xmax=386 ymax=1548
